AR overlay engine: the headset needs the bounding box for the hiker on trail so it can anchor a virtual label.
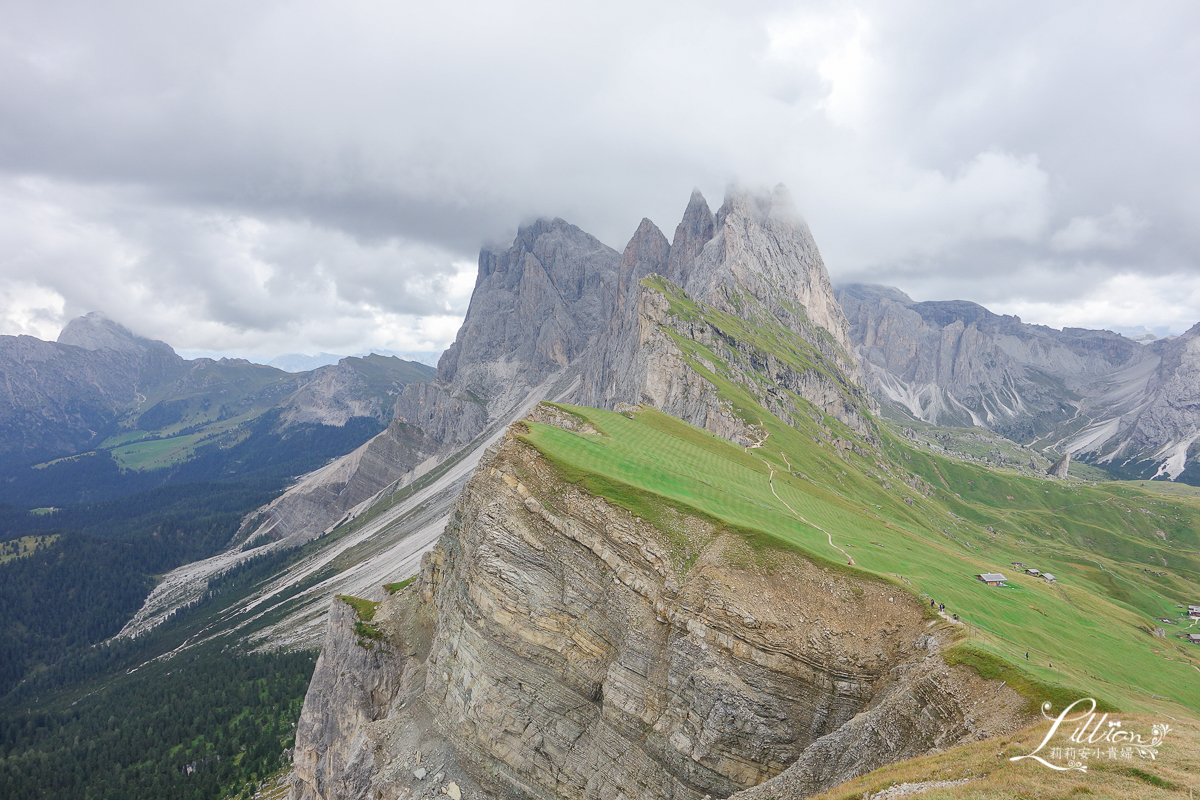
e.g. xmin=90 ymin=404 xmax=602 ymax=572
xmin=1025 ymin=652 xmax=1029 ymax=661
xmin=939 ymin=603 xmax=945 ymax=612
xmin=931 ymin=599 xmax=936 ymax=608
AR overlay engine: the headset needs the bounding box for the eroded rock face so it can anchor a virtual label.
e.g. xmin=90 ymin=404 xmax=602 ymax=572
xmin=289 ymin=410 xmax=1028 ymax=800
xmin=837 ymin=283 xmax=1146 ymax=432
xmin=280 ymin=355 xmax=435 ymax=427
xmin=1115 ymin=322 xmax=1200 ymax=479
xmin=292 ymin=596 xmax=436 ymax=800
xmin=408 ymin=217 xmax=622 ymax=447
xmin=262 ymin=186 xmax=868 ymax=547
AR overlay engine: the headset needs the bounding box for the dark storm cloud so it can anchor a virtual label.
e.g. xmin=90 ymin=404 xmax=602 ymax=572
xmin=0 ymin=0 xmax=1197 ymax=354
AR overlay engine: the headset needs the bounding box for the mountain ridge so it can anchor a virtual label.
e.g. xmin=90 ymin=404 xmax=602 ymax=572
xmin=838 ymin=283 xmax=1200 ymax=482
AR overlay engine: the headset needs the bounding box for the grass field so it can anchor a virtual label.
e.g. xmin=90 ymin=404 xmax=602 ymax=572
xmin=109 ymin=431 xmax=209 ymax=470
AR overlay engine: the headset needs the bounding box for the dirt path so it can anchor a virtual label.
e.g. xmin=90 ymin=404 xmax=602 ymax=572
xmin=761 ymin=456 xmax=854 ymax=566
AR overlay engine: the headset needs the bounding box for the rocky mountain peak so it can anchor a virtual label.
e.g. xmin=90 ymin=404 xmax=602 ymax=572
xmin=671 ymin=184 xmax=856 ymax=362
xmin=57 ymin=311 xmax=173 ymax=357
xmin=665 ymin=189 xmax=715 ymax=287
xmin=618 ymin=217 xmax=670 ymax=308
xmin=436 ymin=218 xmax=619 ymax=389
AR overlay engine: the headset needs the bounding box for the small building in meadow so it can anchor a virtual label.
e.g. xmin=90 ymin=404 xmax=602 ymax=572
xmin=1188 ymin=633 xmax=1200 ymax=644
xmin=1189 ymin=605 xmax=1200 ymax=619
xmin=977 ymin=573 xmax=1008 ymax=586
xmin=1025 ymin=568 xmax=1041 ymax=576
xmin=1042 ymin=573 xmax=1056 ymax=583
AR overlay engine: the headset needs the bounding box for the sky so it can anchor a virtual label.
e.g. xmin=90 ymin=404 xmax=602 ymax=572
xmin=1 ymin=0 xmax=1198 ymax=361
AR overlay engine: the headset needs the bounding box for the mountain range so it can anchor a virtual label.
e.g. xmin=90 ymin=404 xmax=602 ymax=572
xmin=839 ymin=284 xmax=1200 ymax=483
xmin=272 ymin=186 xmax=1200 ymax=800
xmin=0 ymin=312 xmax=434 ymax=473
xmin=2 ymin=186 xmax=1199 ymax=800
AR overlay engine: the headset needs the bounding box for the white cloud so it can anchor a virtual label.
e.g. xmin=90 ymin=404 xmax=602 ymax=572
xmin=0 ymin=175 xmax=475 ymax=356
xmin=1050 ymin=205 xmax=1149 ymax=252
xmin=0 ymin=280 xmax=65 ymax=341
xmin=992 ymin=271 xmax=1200 ymax=336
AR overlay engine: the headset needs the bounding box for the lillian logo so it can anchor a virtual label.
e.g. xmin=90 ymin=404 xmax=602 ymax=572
xmin=1010 ymin=698 xmax=1171 ymax=772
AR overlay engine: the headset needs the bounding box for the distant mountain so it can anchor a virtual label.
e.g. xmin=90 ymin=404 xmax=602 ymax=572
xmin=0 ymin=312 xmax=435 ymax=496
xmin=270 ymin=350 xmax=441 ymax=372
xmin=269 ymin=352 xmax=348 ymax=372
xmin=837 ymin=284 xmax=1200 ymax=482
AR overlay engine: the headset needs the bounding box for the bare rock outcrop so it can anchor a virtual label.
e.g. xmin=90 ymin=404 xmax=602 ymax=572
xmin=289 ymin=410 xmax=1028 ymax=800
xmin=1106 ymin=321 xmax=1200 ymax=480
xmin=1047 ymin=452 xmax=1071 ymax=478
xmin=410 ymin=217 xmax=622 ymax=447
xmin=280 ymin=354 xmax=435 ymax=427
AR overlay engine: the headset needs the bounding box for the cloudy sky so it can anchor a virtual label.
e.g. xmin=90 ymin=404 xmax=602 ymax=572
xmin=1 ymin=0 xmax=1197 ymax=361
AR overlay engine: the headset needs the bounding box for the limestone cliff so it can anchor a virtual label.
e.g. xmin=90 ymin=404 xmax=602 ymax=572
xmin=837 ymin=283 xmax=1145 ymax=434
xmin=402 ymin=217 xmax=622 ymax=449
xmin=289 ymin=407 xmax=1028 ymax=800
xmin=1077 ymin=321 xmax=1200 ymax=480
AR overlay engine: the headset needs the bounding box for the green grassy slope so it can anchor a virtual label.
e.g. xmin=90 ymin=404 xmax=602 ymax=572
xmin=513 ymin=277 xmax=1200 ymax=717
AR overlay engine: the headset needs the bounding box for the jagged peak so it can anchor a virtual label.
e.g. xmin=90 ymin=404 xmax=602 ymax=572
xmin=666 ymin=189 xmax=714 ymax=286
xmin=617 ymin=218 xmax=671 ymax=310
xmin=624 ymin=217 xmax=670 ymax=262
xmin=57 ymin=312 xmax=172 ymax=356
xmin=664 ymin=182 xmax=857 ymax=362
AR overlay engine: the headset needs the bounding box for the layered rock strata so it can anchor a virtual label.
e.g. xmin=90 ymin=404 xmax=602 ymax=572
xmin=289 ymin=408 xmax=1028 ymax=800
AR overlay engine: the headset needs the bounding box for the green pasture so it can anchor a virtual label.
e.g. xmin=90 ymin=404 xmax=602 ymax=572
xmin=109 ymin=432 xmax=208 ymax=470
xmin=521 ymin=402 xmax=1200 ymax=715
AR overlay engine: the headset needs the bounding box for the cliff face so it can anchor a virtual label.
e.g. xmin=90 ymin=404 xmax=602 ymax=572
xmin=289 ymin=407 xmax=1028 ymax=800
xmin=676 ymin=186 xmax=857 ymax=372
xmin=837 ymin=284 xmax=1146 ymax=432
xmin=1090 ymin=321 xmax=1200 ymax=480
xmin=398 ymin=184 xmax=861 ymax=457
xmin=280 ymin=355 xmax=436 ymax=427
